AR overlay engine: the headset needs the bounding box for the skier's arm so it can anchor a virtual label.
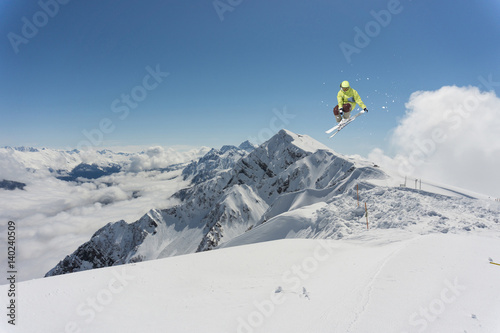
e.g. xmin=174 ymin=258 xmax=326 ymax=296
xmin=337 ymin=91 xmax=344 ymax=109
xmin=353 ymin=90 xmax=367 ymax=109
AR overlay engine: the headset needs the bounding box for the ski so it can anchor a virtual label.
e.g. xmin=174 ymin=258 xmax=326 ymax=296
xmin=328 ymin=120 xmax=353 ymax=138
xmin=326 ymin=110 xmax=366 ymax=138
xmin=325 ymin=121 xmax=342 ymax=134
xmin=325 ymin=118 xmax=349 ymax=134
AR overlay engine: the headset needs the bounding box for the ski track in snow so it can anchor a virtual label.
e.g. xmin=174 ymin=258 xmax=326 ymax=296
xmin=345 ymin=241 xmax=407 ymax=332
xmin=306 ymin=239 xmax=407 ymax=333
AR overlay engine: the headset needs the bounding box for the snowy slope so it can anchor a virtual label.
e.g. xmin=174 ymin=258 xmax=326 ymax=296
xmin=3 ymin=234 xmax=500 ymax=333
xmin=221 ymin=186 xmax=500 ymax=249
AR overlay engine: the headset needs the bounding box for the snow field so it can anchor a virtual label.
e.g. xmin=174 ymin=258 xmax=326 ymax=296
xmin=222 ymin=184 xmax=500 ymax=250
xmin=2 ymin=233 xmax=499 ymax=333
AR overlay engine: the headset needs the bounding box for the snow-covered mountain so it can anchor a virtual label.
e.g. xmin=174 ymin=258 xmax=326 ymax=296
xmin=45 ymin=130 xmax=376 ymax=275
xmin=181 ymin=141 xmax=255 ymax=185
xmin=45 ymin=129 xmax=500 ymax=279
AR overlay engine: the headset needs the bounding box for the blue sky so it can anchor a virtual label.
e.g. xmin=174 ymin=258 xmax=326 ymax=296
xmin=1 ymin=0 xmax=499 ymax=157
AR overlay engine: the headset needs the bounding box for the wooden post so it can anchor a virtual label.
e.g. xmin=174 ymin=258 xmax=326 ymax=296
xmin=357 ymin=184 xmax=360 ymax=207
xmin=365 ymin=202 xmax=369 ymax=230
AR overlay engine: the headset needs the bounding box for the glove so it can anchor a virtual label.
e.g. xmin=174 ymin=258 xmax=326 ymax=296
xmin=339 ymin=108 xmax=344 ymax=116
xmin=363 ymin=108 xmax=368 ymax=113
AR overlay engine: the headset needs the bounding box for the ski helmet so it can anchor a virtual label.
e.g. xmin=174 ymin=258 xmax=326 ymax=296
xmin=340 ymin=81 xmax=350 ymax=88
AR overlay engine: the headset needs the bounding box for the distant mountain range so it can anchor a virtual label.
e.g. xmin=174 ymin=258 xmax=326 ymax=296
xmin=0 ymin=145 xmax=210 ymax=182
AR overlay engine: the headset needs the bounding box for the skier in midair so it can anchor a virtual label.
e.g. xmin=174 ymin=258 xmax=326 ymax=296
xmin=333 ymin=81 xmax=368 ymax=123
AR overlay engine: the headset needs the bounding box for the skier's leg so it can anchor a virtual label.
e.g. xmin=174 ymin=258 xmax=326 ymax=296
xmin=333 ymin=105 xmax=342 ymax=123
xmin=342 ymin=103 xmax=352 ymax=119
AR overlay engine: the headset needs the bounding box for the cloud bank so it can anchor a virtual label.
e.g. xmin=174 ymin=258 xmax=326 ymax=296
xmin=127 ymin=146 xmax=206 ymax=172
xmin=0 ymin=146 xmax=208 ymax=282
xmin=369 ymin=85 xmax=500 ymax=197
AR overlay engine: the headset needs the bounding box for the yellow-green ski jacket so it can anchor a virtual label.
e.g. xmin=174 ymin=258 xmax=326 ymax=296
xmin=337 ymin=87 xmax=366 ymax=111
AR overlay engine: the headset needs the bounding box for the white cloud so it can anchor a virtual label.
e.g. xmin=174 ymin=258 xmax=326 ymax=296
xmin=127 ymin=146 xmax=210 ymax=172
xmin=0 ymin=169 xmax=188 ymax=282
xmin=369 ymin=86 xmax=500 ymax=198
